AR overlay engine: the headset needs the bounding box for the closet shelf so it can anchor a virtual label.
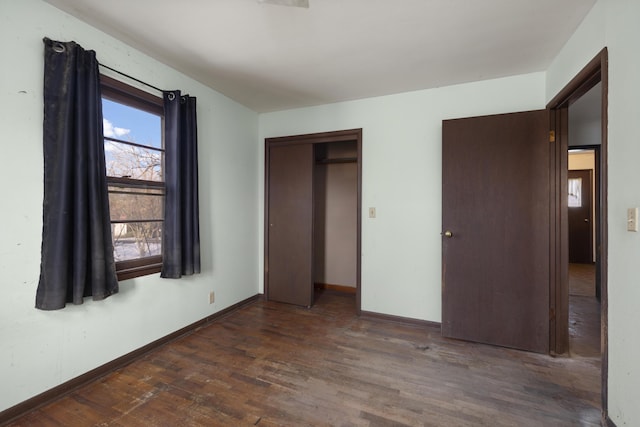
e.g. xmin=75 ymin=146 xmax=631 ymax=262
xmin=315 ymin=157 xmax=358 ymax=164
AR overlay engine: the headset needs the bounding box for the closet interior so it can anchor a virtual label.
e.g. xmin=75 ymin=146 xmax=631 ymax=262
xmin=265 ymin=130 xmax=361 ymax=310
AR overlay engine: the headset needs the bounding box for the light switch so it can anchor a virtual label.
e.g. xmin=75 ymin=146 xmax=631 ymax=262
xmin=627 ymin=208 xmax=638 ymax=232
xmin=368 ymin=207 xmax=376 ymax=218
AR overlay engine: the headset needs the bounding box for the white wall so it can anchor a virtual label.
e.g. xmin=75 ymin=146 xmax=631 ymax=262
xmin=0 ymin=0 xmax=259 ymax=413
xmin=314 ymin=161 xmax=358 ymax=288
xmin=259 ymin=73 xmax=546 ymax=320
xmin=568 ymin=152 xmax=596 ymax=173
xmin=547 ymin=0 xmax=640 ymax=424
xmin=569 ymin=82 xmax=602 ymax=147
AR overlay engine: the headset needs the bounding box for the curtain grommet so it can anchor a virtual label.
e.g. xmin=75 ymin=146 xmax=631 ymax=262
xmin=53 ymin=43 xmax=66 ymax=53
xmin=167 ymin=92 xmax=176 ymax=101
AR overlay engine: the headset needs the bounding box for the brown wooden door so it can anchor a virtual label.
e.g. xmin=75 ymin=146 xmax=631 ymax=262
xmin=442 ymin=110 xmax=550 ymax=354
xmin=568 ymin=169 xmax=593 ymax=264
xmin=267 ymin=143 xmax=314 ymax=307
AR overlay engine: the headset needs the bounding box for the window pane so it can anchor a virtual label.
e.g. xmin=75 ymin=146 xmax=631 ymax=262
xmin=568 ymin=177 xmax=582 ymax=207
xmin=105 ymin=140 xmax=163 ymax=181
xmin=101 ymin=82 xmax=164 ymax=274
xmin=112 ymin=222 xmax=162 ymax=261
xmin=109 ymin=188 xmax=164 ymax=222
xmin=102 ymin=99 xmax=162 ymax=149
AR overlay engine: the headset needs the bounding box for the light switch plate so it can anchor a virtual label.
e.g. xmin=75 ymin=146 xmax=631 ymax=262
xmin=627 ymin=208 xmax=638 ymax=232
xmin=368 ymin=207 xmax=376 ymax=218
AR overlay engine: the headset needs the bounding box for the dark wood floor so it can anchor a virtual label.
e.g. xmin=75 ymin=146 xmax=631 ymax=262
xmin=569 ymin=263 xmax=596 ymax=297
xmin=569 ymin=263 xmax=601 ymax=360
xmin=7 ymin=290 xmax=601 ymax=427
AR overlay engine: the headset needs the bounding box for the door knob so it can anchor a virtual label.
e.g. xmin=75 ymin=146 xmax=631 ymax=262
xmin=584 ymin=219 xmax=589 ymax=222
xmin=443 ymin=231 xmax=453 ymax=238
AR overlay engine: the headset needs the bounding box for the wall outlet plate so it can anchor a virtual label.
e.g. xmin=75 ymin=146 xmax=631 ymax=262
xmin=209 ymin=291 xmax=215 ymax=304
xmin=627 ymin=208 xmax=638 ymax=232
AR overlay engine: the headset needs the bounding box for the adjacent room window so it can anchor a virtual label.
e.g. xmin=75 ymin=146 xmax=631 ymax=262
xmin=101 ymin=75 xmax=165 ymax=280
xmin=568 ymin=177 xmax=583 ymax=208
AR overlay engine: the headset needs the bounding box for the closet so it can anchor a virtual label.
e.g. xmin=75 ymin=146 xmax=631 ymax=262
xmin=265 ymin=129 xmax=361 ymax=309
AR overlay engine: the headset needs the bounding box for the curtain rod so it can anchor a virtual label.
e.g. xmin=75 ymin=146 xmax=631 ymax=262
xmin=99 ymin=62 xmax=164 ymax=94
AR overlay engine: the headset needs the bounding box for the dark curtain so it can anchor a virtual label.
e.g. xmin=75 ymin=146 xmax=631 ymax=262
xmin=36 ymin=38 xmax=118 ymax=310
xmin=161 ymin=91 xmax=201 ymax=278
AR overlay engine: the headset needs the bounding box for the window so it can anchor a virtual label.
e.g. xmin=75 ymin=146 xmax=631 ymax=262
xmin=101 ymin=75 xmax=164 ymax=280
xmin=568 ymin=177 xmax=582 ymax=207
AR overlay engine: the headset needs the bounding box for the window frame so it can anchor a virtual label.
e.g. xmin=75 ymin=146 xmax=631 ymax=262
xmin=101 ymin=75 xmax=165 ymax=281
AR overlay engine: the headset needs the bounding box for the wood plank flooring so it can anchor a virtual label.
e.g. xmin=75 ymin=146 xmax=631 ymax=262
xmin=7 ymin=291 xmax=601 ymax=426
xmin=569 ymin=294 xmax=601 ymax=359
xmin=569 ymin=262 xmax=601 ymax=361
xmin=569 ymin=263 xmax=596 ymax=297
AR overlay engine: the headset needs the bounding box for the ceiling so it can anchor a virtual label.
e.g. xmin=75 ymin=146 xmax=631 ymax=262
xmin=44 ymin=0 xmax=596 ymax=113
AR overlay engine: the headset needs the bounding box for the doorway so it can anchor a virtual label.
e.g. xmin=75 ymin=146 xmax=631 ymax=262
xmin=264 ymin=129 xmax=362 ymax=312
xmin=314 ymin=141 xmax=359 ymax=297
xmin=565 ymin=87 xmax=602 ymax=410
xmin=548 ymin=48 xmax=608 ymax=416
xmin=568 ymin=149 xmax=600 ymax=359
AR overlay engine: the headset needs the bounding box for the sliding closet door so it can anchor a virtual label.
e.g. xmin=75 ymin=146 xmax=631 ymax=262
xmin=266 ymin=143 xmax=314 ymax=307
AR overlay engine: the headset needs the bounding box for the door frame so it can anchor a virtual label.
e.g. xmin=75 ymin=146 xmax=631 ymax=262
xmin=547 ymin=48 xmax=608 ymax=415
xmin=264 ymin=128 xmax=363 ymax=313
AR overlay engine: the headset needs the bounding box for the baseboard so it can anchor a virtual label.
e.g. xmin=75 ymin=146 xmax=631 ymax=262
xmin=0 ymin=294 xmax=261 ymax=426
xmin=314 ymin=282 xmax=357 ymax=294
xmin=359 ymin=309 xmax=441 ymax=330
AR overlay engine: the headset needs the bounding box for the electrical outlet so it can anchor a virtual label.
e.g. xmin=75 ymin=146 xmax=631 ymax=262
xmin=209 ymin=291 xmax=215 ymax=304
xmin=369 ymin=207 xmax=376 ymax=218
